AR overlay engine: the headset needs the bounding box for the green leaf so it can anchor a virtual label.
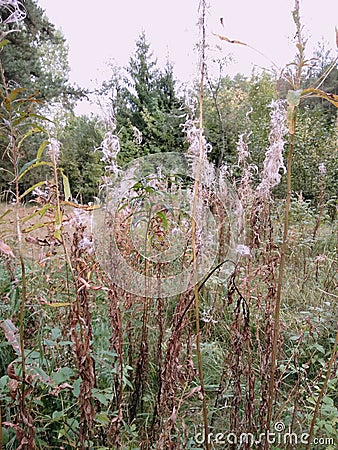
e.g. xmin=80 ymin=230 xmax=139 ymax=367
xmin=54 ymin=207 xmax=62 ymax=241
xmin=302 ymin=88 xmax=338 ymax=108
xmin=99 ymin=350 xmax=118 ymax=361
xmin=287 ymin=89 xmax=302 ymax=107
xmin=17 ymin=127 xmax=41 ymax=149
xmin=314 ymin=343 xmax=325 ymax=354
xmin=2 ymin=97 xmax=10 ymax=112
xmin=26 ymin=366 xmax=53 ymax=386
xmin=19 ymin=158 xmax=38 ymax=175
xmin=12 ymin=115 xmax=49 ymax=128
xmin=43 ymin=302 xmax=72 ymax=308
xmin=25 ymin=114 xmax=51 ymax=123
xmin=21 ymin=204 xmax=53 ymax=223
xmin=324 ymin=423 xmax=335 ymax=434
xmin=9 ymin=87 xmax=25 ymax=102
xmin=92 ymin=390 xmax=109 ymax=406
xmin=51 ymin=327 xmax=62 ymax=340
xmin=156 ymin=210 xmax=169 ymax=229
xmin=117 ymin=201 xmax=129 ymax=212
xmin=37 ymin=140 xmax=48 ymax=159
xmin=290 ymin=335 xmax=301 ymax=341
xmin=22 ymin=221 xmax=54 ymax=233
xmin=322 ymin=396 xmax=334 ymax=406
xmin=18 ymin=160 xmax=52 ymax=181
xmin=1 ymin=427 xmax=10 ymax=445
xmin=52 ymin=367 xmax=75 ymax=385
xmin=52 ymin=410 xmax=65 ymax=420
xmin=58 ymin=340 xmax=73 ymax=346
xmin=0 ymin=375 xmax=9 ymax=390
xmin=95 ymin=413 xmax=110 ymax=425
xmin=0 ymin=208 xmax=12 ymax=221
xmin=72 ymin=378 xmax=81 ymax=398
xmin=60 ymin=169 xmax=71 ymax=201
xmin=19 ymin=180 xmax=47 ymax=200
xmin=307 ymin=396 xmax=317 ymax=405
xmin=0 ymin=39 xmax=10 ymax=49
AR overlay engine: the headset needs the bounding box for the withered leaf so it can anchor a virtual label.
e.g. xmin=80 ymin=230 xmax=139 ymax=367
xmin=213 ymin=32 xmax=247 ymax=46
xmin=0 ymin=239 xmax=15 ymax=257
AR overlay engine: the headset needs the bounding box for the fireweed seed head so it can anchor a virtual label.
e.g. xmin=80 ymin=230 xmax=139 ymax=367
xmin=47 ymin=138 xmax=61 ymax=163
xmin=236 ymin=244 xmax=251 ymax=257
xmin=0 ymin=0 xmax=26 ymax=24
xmin=78 ymin=236 xmax=93 ymax=254
xmin=237 ymin=133 xmax=250 ymax=167
xmin=98 ymin=131 xmax=121 ymax=176
xmin=71 ymin=208 xmax=91 ymax=228
xmin=132 ymin=126 xmax=142 ymax=145
xmin=183 ymin=119 xmax=212 ymax=160
xmin=92 ymin=153 xmax=244 ymax=298
xmin=318 ymin=162 xmax=326 ymax=176
xmin=256 ymin=99 xmax=288 ymax=197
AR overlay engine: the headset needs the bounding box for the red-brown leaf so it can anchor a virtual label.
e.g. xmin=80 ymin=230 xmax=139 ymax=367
xmin=213 ymin=32 xmax=247 ymax=46
xmin=1 ymin=319 xmax=21 ymax=355
xmin=0 ymin=239 xmax=15 ymax=257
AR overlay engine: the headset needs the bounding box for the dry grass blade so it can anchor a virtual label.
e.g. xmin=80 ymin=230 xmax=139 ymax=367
xmin=213 ymin=32 xmax=248 ymax=46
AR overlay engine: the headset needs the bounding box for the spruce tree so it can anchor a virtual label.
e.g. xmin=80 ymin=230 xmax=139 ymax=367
xmin=0 ymin=0 xmax=81 ymax=105
xmin=103 ymin=32 xmax=187 ymax=164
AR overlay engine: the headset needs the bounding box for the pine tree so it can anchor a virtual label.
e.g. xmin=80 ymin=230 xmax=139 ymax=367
xmin=0 ymin=0 xmax=81 ymax=105
xmin=102 ymin=32 xmax=187 ymax=164
xmin=0 ymin=0 xmax=82 ymax=197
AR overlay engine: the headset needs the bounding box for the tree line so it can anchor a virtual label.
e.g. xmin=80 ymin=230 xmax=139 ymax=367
xmin=1 ymin=0 xmax=337 ymax=210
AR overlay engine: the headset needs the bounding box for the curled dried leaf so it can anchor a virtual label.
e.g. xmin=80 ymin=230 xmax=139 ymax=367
xmin=1 ymin=319 xmax=21 ymax=355
xmin=8 ymin=378 xmax=19 ymax=399
xmin=302 ymin=88 xmax=338 ymax=108
xmin=7 ymin=362 xmax=21 ymax=381
xmin=184 ymin=385 xmax=201 ymax=399
xmin=213 ymin=32 xmax=247 ymax=46
xmin=51 ymin=382 xmax=73 ymax=396
xmin=0 ymin=239 xmax=15 ymax=257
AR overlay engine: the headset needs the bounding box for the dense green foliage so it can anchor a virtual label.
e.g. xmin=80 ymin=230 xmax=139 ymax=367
xmin=0 ymin=0 xmax=80 ymax=104
xmin=0 ymin=0 xmax=83 ymax=198
xmin=203 ymin=72 xmax=278 ymax=168
xmin=101 ymin=32 xmax=188 ymax=163
xmin=58 ymin=115 xmax=104 ymax=203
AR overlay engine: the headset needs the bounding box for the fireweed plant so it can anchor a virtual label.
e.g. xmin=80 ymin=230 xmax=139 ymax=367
xmin=0 ymin=0 xmax=337 ymax=449
xmin=214 ymin=1 xmax=338 ymax=449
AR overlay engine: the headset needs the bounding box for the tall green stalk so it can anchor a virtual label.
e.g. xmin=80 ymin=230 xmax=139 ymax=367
xmin=266 ymin=108 xmax=297 ymax=441
xmin=265 ymin=2 xmax=304 ymax=441
xmin=1 ymin=60 xmax=30 ymax=441
xmin=191 ymin=1 xmax=210 ymax=448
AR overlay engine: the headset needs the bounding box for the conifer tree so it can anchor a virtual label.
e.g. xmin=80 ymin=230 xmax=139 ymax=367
xmin=102 ymin=32 xmax=187 ymax=163
xmin=0 ymin=0 xmax=81 ymax=105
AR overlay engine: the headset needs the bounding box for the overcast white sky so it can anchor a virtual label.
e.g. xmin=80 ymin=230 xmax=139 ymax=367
xmin=37 ymin=0 xmax=337 ymax=111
